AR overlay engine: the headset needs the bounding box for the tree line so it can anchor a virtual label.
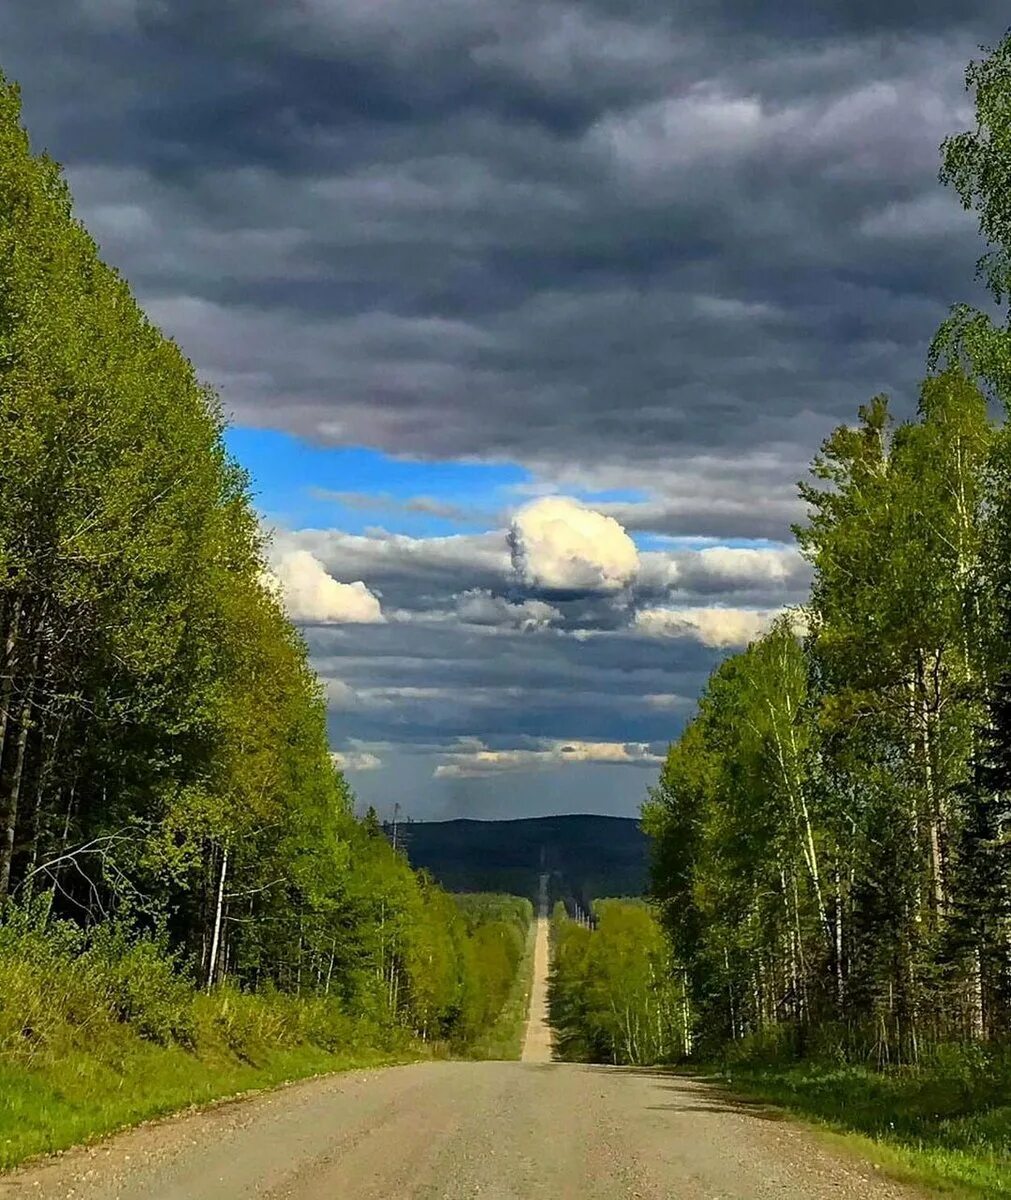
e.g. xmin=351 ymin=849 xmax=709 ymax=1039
xmin=646 ymin=31 xmax=1011 ymax=1064
xmin=549 ymin=899 xmax=687 ymax=1065
xmin=0 ymin=71 xmax=528 ymax=1053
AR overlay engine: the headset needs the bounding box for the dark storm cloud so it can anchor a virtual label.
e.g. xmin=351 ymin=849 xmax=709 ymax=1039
xmin=1 ymin=1 xmax=1002 ymax=533
xmin=307 ymin=615 xmax=714 ymax=749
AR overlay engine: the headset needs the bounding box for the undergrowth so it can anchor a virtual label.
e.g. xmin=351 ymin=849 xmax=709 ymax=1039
xmin=708 ymin=1039 xmax=1011 ymax=1198
xmin=0 ymin=910 xmax=418 ymax=1170
xmin=465 ymin=917 xmax=537 ymax=1060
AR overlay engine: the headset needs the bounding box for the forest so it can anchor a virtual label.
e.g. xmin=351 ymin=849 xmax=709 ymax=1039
xmin=0 ymin=70 xmax=533 ymax=1163
xmin=549 ymin=899 xmax=686 ymax=1066
xmin=399 ymin=815 xmax=649 ymax=904
xmin=645 ymin=31 xmax=1011 ymax=1068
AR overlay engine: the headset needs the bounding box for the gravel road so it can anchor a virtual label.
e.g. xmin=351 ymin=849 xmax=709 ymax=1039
xmin=521 ymin=873 xmax=553 ymax=1063
xmin=0 ymin=1061 xmax=927 ymax=1199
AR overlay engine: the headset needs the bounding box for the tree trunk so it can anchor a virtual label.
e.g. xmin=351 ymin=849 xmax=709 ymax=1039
xmin=969 ymin=944 xmax=985 ymax=1040
xmin=834 ymin=864 xmax=845 ymax=1010
xmin=21 ymin=709 xmax=62 ymax=883
xmin=0 ymin=625 xmax=41 ymax=897
xmin=922 ymin=694 xmax=945 ymax=918
xmin=680 ymin=967 xmax=693 ymax=1057
xmin=0 ymin=598 xmax=22 ymax=774
xmin=206 ymin=844 xmax=229 ymax=990
xmin=325 ymin=937 xmax=337 ymax=996
xmin=770 ymin=699 xmax=831 ymax=944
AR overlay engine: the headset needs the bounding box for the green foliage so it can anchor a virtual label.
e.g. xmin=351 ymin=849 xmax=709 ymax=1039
xmin=0 ymin=905 xmax=403 ymax=1067
xmin=933 ymin=30 xmax=1011 ymax=402
xmin=647 ymin=370 xmax=1002 ymax=1061
xmin=549 ymin=899 xmax=687 ymax=1065
xmin=0 ymin=67 xmax=350 ymax=987
xmin=0 ymin=885 xmax=532 ymax=1168
xmin=452 ymin=893 xmax=532 ymax=1043
xmin=464 ymin=916 xmax=538 ymax=1061
xmin=0 ymin=979 xmax=415 ymax=1173
xmin=0 ymin=884 xmax=531 ymax=1069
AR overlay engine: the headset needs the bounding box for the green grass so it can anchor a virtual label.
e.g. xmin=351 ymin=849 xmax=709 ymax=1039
xmin=0 ymin=1032 xmax=418 ymax=1171
xmin=707 ymin=1060 xmax=1011 ymax=1198
xmin=0 ymin=901 xmax=540 ymax=1171
xmin=465 ymin=918 xmax=537 ymax=1061
xmin=0 ymin=914 xmax=430 ymax=1171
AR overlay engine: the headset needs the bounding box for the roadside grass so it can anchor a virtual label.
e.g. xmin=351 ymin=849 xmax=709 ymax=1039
xmin=465 ymin=918 xmax=538 ymax=1061
xmin=709 ymin=1061 xmax=1011 ymax=1198
xmin=0 ymin=898 xmax=539 ymax=1170
xmin=0 ymin=918 xmax=421 ymax=1172
xmin=0 ymin=1037 xmax=416 ymax=1172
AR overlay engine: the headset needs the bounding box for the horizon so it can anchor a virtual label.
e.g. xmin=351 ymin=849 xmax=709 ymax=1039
xmin=372 ymin=810 xmax=643 ymax=823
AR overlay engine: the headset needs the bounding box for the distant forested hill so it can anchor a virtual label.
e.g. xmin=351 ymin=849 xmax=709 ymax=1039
xmin=391 ymin=815 xmax=649 ymax=907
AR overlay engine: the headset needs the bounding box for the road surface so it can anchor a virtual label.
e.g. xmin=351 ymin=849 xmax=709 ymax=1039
xmin=1 ymin=880 xmax=926 ymax=1198
xmin=521 ymin=872 xmax=553 ymax=1062
xmin=0 ymin=1062 xmax=926 ymax=1199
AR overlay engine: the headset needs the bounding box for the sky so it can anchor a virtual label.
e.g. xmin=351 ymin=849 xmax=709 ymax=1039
xmin=0 ymin=1 xmax=1003 ymax=820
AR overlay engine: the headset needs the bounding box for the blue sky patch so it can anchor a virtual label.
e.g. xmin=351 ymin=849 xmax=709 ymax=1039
xmin=226 ymin=426 xmax=530 ymax=536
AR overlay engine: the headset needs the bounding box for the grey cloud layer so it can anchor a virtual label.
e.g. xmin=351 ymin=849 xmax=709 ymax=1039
xmin=275 ymin=524 xmax=809 ymax=615
xmin=2 ymin=1 xmax=1000 ymax=541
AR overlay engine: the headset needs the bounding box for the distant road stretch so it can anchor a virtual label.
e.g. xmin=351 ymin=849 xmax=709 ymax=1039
xmin=521 ymin=870 xmax=553 ymax=1062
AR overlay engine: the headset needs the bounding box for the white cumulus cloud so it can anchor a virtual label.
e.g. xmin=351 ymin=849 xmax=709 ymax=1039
xmin=269 ymin=549 xmax=384 ymax=624
xmin=330 ymin=749 xmax=382 ymax=772
xmin=510 ymin=496 xmax=638 ymax=593
xmin=323 ymin=678 xmax=359 ymax=709
xmin=634 ymin=605 xmax=778 ymax=648
xmin=692 ymin=546 xmax=796 ymax=586
xmin=434 ymin=738 xmax=662 ymax=778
